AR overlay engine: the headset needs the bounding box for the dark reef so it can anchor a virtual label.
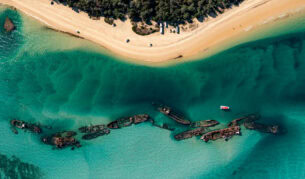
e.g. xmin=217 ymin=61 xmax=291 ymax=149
xmin=4 ymin=17 xmax=15 ymax=32
xmin=0 ymin=153 xmax=43 ymax=179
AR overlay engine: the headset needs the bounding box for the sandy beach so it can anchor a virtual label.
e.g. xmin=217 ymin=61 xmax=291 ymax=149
xmin=1 ymin=0 xmax=305 ymax=63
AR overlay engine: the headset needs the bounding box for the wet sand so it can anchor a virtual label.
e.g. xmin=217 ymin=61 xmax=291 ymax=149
xmin=1 ymin=0 xmax=305 ymax=63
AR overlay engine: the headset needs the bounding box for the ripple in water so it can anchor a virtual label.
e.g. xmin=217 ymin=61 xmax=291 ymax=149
xmin=0 ymin=7 xmax=305 ymax=179
xmin=0 ymin=8 xmax=24 ymax=62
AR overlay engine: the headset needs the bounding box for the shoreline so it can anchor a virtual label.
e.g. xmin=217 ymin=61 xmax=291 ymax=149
xmin=1 ymin=0 xmax=305 ymax=64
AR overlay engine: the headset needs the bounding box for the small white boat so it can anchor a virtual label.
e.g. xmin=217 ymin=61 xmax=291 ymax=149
xmin=220 ymin=106 xmax=230 ymax=111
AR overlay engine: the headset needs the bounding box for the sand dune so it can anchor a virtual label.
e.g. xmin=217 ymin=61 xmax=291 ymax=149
xmin=1 ymin=0 xmax=305 ymax=63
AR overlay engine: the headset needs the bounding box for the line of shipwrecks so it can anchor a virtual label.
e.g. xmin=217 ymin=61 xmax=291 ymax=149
xmin=9 ymin=104 xmax=281 ymax=150
xmin=9 ymin=114 xmax=151 ymax=150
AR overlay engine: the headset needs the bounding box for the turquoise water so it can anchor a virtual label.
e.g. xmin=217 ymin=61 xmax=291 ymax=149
xmin=1 ymin=7 xmax=305 ymax=179
xmin=0 ymin=8 xmax=23 ymax=61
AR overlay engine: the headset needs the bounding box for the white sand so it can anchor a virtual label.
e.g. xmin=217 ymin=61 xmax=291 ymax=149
xmin=1 ymin=0 xmax=305 ymax=63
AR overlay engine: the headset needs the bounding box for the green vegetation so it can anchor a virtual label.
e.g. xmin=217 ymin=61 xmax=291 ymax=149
xmin=104 ymin=17 xmax=114 ymax=25
xmin=56 ymin=0 xmax=244 ymax=25
xmin=132 ymin=23 xmax=159 ymax=36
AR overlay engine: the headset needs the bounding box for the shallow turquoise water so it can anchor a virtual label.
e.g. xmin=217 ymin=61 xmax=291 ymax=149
xmin=1 ymin=8 xmax=305 ymax=179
